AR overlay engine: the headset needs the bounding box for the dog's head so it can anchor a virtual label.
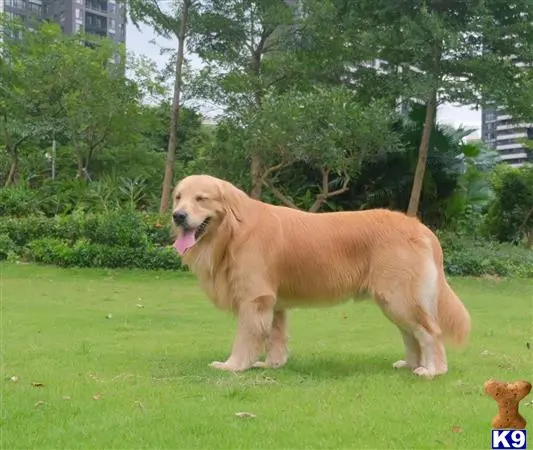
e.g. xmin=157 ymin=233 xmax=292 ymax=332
xmin=171 ymin=174 xmax=247 ymax=255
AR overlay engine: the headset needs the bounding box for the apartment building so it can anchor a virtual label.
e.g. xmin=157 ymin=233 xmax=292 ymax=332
xmin=481 ymin=106 xmax=533 ymax=167
xmin=1 ymin=0 xmax=126 ymax=44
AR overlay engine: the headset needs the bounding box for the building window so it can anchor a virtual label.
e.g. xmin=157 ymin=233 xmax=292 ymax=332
xmin=75 ymin=8 xmax=81 ymax=18
xmin=109 ymin=18 xmax=115 ymax=30
xmin=485 ymin=111 xmax=496 ymax=122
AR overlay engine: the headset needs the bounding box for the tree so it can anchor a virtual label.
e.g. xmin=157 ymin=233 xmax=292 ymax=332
xmin=188 ymin=0 xmax=298 ymax=198
xmin=302 ymin=0 xmax=533 ymax=217
xmin=55 ymin=36 xmax=141 ymax=180
xmin=222 ymin=85 xmax=401 ymax=212
xmin=0 ymin=18 xmax=66 ymax=186
xmin=128 ymin=0 xmax=194 ymax=214
xmin=484 ymin=164 xmax=533 ymax=247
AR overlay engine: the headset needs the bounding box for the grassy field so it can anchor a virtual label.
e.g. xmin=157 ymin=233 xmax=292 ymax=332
xmin=1 ymin=263 xmax=532 ymax=449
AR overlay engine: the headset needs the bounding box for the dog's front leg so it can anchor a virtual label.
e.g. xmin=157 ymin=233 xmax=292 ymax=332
xmin=210 ymin=295 xmax=274 ymax=372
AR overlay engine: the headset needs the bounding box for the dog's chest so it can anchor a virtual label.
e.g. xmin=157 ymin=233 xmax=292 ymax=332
xmin=194 ymin=263 xmax=237 ymax=310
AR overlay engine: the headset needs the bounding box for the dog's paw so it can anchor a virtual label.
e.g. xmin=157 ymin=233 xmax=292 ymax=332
xmin=392 ymin=359 xmax=410 ymax=369
xmin=209 ymin=361 xmax=248 ymax=372
xmin=252 ymin=361 xmax=267 ymax=369
xmin=209 ymin=361 xmax=235 ymax=371
xmin=413 ymin=366 xmax=436 ymax=379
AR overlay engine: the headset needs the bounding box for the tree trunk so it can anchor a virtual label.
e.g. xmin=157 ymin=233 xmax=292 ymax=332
xmin=526 ymin=230 xmax=533 ymax=249
xmin=249 ymin=51 xmax=263 ymax=200
xmin=159 ymin=0 xmax=191 ymax=215
xmin=250 ymin=154 xmax=263 ymax=199
xmin=406 ymin=90 xmax=437 ymax=217
xmin=76 ymin=150 xmax=85 ymax=180
xmin=4 ymin=148 xmax=19 ymax=187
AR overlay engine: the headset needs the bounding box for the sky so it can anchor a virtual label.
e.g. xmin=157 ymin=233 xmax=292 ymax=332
xmin=126 ymin=22 xmax=483 ymax=139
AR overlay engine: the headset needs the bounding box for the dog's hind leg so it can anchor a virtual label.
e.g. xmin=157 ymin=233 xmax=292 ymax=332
xmin=210 ymin=295 xmax=275 ymax=372
xmin=253 ymin=309 xmax=289 ymax=369
xmin=392 ymin=329 xmax=421 ymax=370
xmin=373 ymin=267 xmax=443 ymax=378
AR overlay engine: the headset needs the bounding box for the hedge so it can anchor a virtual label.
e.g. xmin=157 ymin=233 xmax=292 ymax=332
xmin=0 ymin=211 xmax=532 ymax=277
xmin=0 ymin=211 xmax=183 ymax=271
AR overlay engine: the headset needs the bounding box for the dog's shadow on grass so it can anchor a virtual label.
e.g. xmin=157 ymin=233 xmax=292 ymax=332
xmin=151 ymin=352 xmax=397 ymax=382
xmin=283 ymin=353 xmax=396 ymax=379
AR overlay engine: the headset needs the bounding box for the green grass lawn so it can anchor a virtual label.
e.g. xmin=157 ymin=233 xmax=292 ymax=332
xmin=1 ymin=263 xmax=532 ymax=449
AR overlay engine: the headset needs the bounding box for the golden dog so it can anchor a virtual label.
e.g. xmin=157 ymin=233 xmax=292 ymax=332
xmin=171 ymin=174 xmax=471 ymax=378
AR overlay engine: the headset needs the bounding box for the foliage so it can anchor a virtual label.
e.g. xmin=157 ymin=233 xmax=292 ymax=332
xmin=27 ymin=238 xmax=182 ymax=270
xmin=294 ymin=0 xmax=533 ymax=216
xmin=438 ymin=231 xmax=533 ymax=278
xmin=55 ymin=36 xmax=142 ymax=180
xmin=188 ymin=0 xmax=298 ymax=112
xmin=0 ymin=18 xmax=67 ymax=186
xmin=484 ymin=164 xmax=533 ymax=245
xmin=0 ymin=211 xmax=183 ymax=270
xmin=0 ymin=210 xmax=531 ymax=277
xmin=0 ymin=233 xmax=17 ymax=260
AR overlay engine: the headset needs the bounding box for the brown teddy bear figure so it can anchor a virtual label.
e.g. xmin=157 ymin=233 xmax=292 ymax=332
xmin=485 ymin=380 xmax=532 ymax=429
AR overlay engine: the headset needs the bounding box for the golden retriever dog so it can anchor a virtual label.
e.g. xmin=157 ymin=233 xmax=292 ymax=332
xmin=171 ymin=174 xmax=471 ymax=378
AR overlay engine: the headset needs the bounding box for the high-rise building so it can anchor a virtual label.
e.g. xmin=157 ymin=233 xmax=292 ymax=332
xmin=1 ymin=0 xmax=126 ymax=45
xmin=481 ymin=106 xmax=533 ymax=167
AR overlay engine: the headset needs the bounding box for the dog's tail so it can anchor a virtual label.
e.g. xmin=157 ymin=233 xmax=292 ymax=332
xmin=437 ymin=276 xmax=471 ymax=346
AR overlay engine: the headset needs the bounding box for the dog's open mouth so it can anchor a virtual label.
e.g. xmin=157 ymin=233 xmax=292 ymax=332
xmin=173 ymin=217 xmax=211 ymax=255
xmin=194 ymin=217 xmax=211 ymax=240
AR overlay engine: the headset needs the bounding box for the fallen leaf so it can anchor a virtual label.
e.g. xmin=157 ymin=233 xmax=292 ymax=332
xmin=452 ymin=426 xmax=463 ymax=433
xmin=235 ymin=412 xmax=256 ymax=419
xmin=134 ymin=401 xmax=145 ymax=410
xmin=32 ymin=382 xmax=44 ymax=388
xmin=92 ymin=394 xmax=101 ymax=400
xmin=35 ymin=400 xmax=46 ymax=407
xmin=62 ymin=395 xmax=71 ymax=400
xmin=9 ymin=376 xmax=18 ymax=382
xmin=136 ymin=304 xmax=144 ymax=309
xmin=106 ymin=314 xmax=113 ymax=319
xmin=480 ymin=350 xmax=491 ymax=356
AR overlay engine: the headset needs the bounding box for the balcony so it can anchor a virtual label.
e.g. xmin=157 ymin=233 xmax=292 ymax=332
xmin=5 ymin=0 xmax=42 ymax=15
xmin=85 ymin=12 xmax=108 ymax=37
xmin=496 ymin=142 xmax=525 ymax=151
xmin=85 ymin=0 xmax=108 ymax=14
xmin=496 ymin=132 xmax=527 ymax=141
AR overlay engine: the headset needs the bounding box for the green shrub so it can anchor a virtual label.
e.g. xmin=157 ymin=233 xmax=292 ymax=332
xmin=81 ymin=211 xmax=149 ymax=248
xmin=2 ymin=211 xmax=532 ymax=276
xmin=0 ymin=233 xmax=17 ymax=260
xmin=0 ymin=216 xmax=55 ymax=247
xmin=0 ymin=186 xmax=40 ymax=217
xmin=27 ymin=238 xmax=74 ymax=267
xmin=438 ymin=231 xmax=533 ymax=277
xmin=27 ymin=238 xmax=182 ymax=270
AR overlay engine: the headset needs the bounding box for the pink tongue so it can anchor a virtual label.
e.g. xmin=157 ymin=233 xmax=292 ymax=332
xmin=173 ymin=230 xmax=196 ymax=255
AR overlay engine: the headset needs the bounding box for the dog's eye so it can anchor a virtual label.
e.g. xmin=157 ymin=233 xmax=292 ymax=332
xmin=196 ymin=195 xmax=207 ymax=202
xmin=175 ymin=194 xmax=181 ymax=201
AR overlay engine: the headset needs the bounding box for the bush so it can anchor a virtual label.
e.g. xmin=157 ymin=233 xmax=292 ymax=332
xmin=438 ymin=231 xmax=533 ymax=278
xmin=27 ymin=238 xmax=182 ymax=270
xmin=0 ymin=210 xmax=182 ymax=271
xmin=0 ymin=233 xmax=17 ymax=260
xmin=1 ymin=211 xmax=532 ymax=276
xmin=0 ymin=186 xmax=40 ymax=217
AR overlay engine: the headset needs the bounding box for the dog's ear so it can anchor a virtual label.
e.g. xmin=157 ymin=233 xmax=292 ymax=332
xmin=218 ymin=180 xmax=247 ymax=223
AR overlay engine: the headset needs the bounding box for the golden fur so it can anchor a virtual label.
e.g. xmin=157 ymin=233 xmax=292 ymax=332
xmin=171 ymin=174 xmax=471 ymax=378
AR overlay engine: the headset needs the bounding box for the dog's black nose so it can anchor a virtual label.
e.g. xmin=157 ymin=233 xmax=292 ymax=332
xmin=172 ymin=210 xmax=188 ymax=226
